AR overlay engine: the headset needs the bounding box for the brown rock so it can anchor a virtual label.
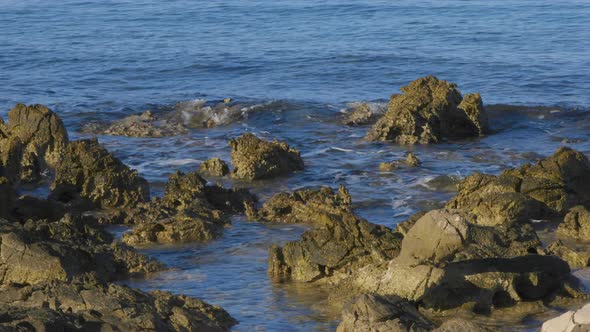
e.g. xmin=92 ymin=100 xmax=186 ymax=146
xmin=199 ymin=157 xmax=230 ymax=177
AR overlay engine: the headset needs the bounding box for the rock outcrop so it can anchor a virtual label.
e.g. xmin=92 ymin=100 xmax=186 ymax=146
xmin=268 ymin=207 xmax=402 ymax=283
xmin=0 ymin=277 xmax=237 ymax=332
xmin=199 ymin=157 xmax=230 ymax=177
xmin=229 ymin=133 xmax=304 ymax=180
xmin=447 ymin=147 xmax=590 ymax=225
xmin=51 ymin=139 xmax=150 ymax=209
xmin=379 ymin=152 xmax=421 ymax=171
xmin=366 ymin=76 xmax=488 ymax=144
xmin=122 ymin=170 xmax=255 ymax=245
xmin=548 ymin=240 xmax=590 ymax=269
xmin=254 ymin=185 xmax=352 ymax=224
xmin=81 ymin=110 xmax=188 ymax=137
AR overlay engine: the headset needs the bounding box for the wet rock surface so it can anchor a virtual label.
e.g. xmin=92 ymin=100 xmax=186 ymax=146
xmin=542 ymin=302 xmax=590 ymax=332
xmin=81 ymin=110 xmax=188 ymax=137
xmin=379 ymin=152 xmax=421 ymax=171
xmin=229 ymin=133 xmax=304 ymax=180
xmin=51 ymin=139 xmax=150 ymax=209
xmin=341 ymin=102 xmax=386 ymax=126
xmin=366 ymin=76 xmax=488 ymax=144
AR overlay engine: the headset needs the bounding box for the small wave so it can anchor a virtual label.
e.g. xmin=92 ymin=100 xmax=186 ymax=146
xmin=330 ymin=147 xmax=354 ymax=153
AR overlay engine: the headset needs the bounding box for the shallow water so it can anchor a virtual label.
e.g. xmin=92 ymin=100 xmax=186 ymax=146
xmin=2 ymin=0 xmax=590 ymax=330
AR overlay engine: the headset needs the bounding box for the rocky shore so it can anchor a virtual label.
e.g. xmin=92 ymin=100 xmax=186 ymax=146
xmin=1 ymin=76 xmax=589 ymax=331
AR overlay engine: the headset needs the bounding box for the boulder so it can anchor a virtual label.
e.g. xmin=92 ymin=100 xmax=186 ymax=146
xmin=268 ymin=208 xmax=402 ymax=282
xmin=371 ymin=209 xmax=580 ymax=313
xmin=51 ymin=139 xmax=150 ymax=209
xmin=229 ymin=133 xmax=304 ymax=180
xmin=542 ymin=302 xmax=590 ymax=332
xmin=5 ymin=104 xmax=69 ymax=182
xmin=558 ymin=206 xmax=590 ymax=240
xmin=366 ymin=76 xmax=488 ymax=144
xmin=379 ymin=152 xmax=421 ymax=171
xmin=337 ymin=294 xmax=434 ymax=332
xmin=255 ymin=185 xmax=352 ymax=225
xmin=0 ymin=277 xmax=237 ymax=332
xmin=199 ymin=157 xmax=230 ymax=177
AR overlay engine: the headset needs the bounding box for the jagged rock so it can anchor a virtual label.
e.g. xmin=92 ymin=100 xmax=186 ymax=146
xmin=121 ymin=170 xmax=255 ymax=245
xmin=199 ymin=158 xmax=230 ymax=177
xmin=371 ymin=209 xmax=580 ymax=313
xmin=548 ymin=240 xmax=590 ymax=269
xmin=268 ymin=208 xmax=402 ymax=283
xmin=337 ymin=294 xmax=434 ymax=332
xmin=0 ymin=277 xmax=237 ymax=332
xmin=558 ymin=206 xmax=590 ymax=240
xmin=342 ymin=102 xmax=386 ymax=126
xmin=4 ymin=104 xmax=69 ymax=182
xmin=447 ymin=147 xmax=590 ymax=226
xmin=51 ymin=139 xmax=150 ymax=209
xmin=379 ymin=152 xmax=421 ymax=171
xmin=255 ymin=185 xmax=352 ymax=224
xmin=229 ymin=133 xmax=304 ymax=180
xmin=542 ymin=302 xmax=590 ymax=332
xmin=366 ymin=76 xmax=488 ymax=144
xmin=81 ymin=110 xmax=188 ymax=138
xmin=446 ymin=172 xmax=544 ymax=227
xmin=0 ymin=214 xmax=161 ymax=286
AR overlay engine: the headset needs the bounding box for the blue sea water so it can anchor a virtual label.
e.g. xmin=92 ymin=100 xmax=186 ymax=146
xmin=2 ymin=0 xmax=590 ymax=331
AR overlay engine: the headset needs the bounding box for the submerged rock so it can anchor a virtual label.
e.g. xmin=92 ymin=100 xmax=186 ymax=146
xmin=337 ymin=294 xmax=434 ymax=332
xmin=81 ymin=110 xmax=188 ymax=137
xmin=229 ymin=133 xmax=304 ymax=180
xmin=379 ymin=152 xmax=421 ymax=171
xmin=51 ymin=139 xmax=150 ymax=209
xmin=558 ymin=205 xmax=590 ymax=240
xmin=199 ymin=157 xmax=230 ymax=177
xmin=342 ymin=102 xmax=386 ymax=126
xmin=255 ymin=185 xmax=352 ymax=224
xmin=366 ymin=76 xmax=488 ymax=144
xmin=0 ymin=277 xmax=237 ymax=332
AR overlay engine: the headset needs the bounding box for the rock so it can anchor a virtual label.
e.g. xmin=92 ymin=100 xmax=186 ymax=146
xmin=379 ymin=152 xmax=421 ymax=171
xmin=51 ymin=139 xmax=150 ymax=209
xmin=558 ymin=206 xmax=590 ymax=240
xmin=366 ymin=76 xmax=488 ymax=144
xmin=229 ymin=133 xmax=304 ymax=180
xmin=0 ymin=134 xmax=23 ymax=184
xmin=5 ymin=104 xmax=69 ymax=182
xmin=121 ymin=170 xmax=254 ymax=245
xmin=434 ymin=319 xmax=497 ymax=332
xmin=0 ymin=177 xmax=16 ymax=219
xmin=81 ymin=110 xmax=188 ymax=137
xmin=503 ymin=147 xmax=590 ymax=214
xmin=255 ymin=185 xmax=352 ymax=224
xmin=342 ymin=102 xmax=386 ymax=126
xmin=199 ymin=158 xmax=230 ymax=177
xmin=268 ymin=208 xmax=402 ymax=282
xmin=372 ymin=209 xmax=580 ymax=313
xmin=0 ymin=214 xmax=161 ymax=286
xmin=542 ymin=302 xmax=590 ymax=332
xmin=548 ymin=240 xmax=590 ymax=269
xmin=394 ymin=211 xmax=426 ymax=236
xmin=336 ymin=294 xmax=434 ymax=332
xmin=0 ymin=277 xmax=237 ymax=332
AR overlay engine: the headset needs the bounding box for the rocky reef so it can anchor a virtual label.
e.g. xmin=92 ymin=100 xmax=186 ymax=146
xmin=229 ymin=133 xmax=304 ymax=180
xmin=366 ymin=76 xmax=489 ymax=144
xmin=199 ymin=157 xmax=230 ymax=177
